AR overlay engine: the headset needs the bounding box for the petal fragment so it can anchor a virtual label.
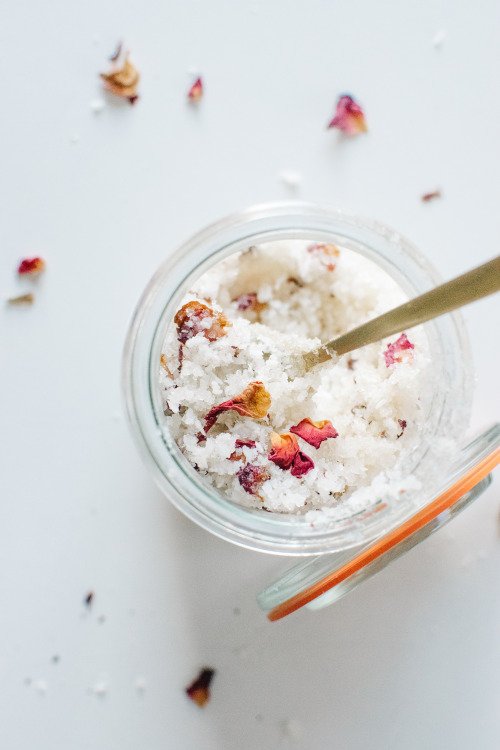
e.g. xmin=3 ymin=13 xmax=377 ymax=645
xmin=384 ymin=333 xmax=415 ymax=367
xmin=18 ymin=257 xmax=45 ymax=276
xmin=185 ymin=668 xmax=215 ymax=708
xmin=175 ymin=301 xmax=229 ymax=344
xmin=237 ymin=463 xmax=271 ymax=496
xmin=328 ymin=94 xmax=367 ymax=135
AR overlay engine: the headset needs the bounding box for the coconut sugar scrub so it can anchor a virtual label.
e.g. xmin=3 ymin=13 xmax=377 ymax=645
xmin=159 ymin=241 xmax=433 ymax=513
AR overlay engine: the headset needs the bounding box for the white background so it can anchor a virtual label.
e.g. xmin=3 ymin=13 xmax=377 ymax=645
xmin=1 ymin=1 xmax=499 ymax=748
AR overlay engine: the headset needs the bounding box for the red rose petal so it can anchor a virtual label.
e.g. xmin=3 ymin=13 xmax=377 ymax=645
xmin=188 ymin=77 xmax=203 ymax=102
xmin=17 ymin=257 xmax=45 ymax=276
xmin=237 ymin=463 xmax=270 ymax=496
xmin=204 ymin=381 xmax=271 ymax=432
xmin=268 ymin=432 xmax=299 ymax=470
xmin=290 ymin=451 xmax=314 ymax=477
xmin=327 ymin=94 xmax=367 ymax=135
xmin=290 ymin=418 xmax=338 ymax=449
xmin=235 ymin=439 xmax=256 ymax=448
xmin=384 ymin=333 xmax=415 ymax=367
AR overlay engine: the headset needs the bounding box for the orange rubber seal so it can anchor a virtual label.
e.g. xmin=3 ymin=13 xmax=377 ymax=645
xmin=268 ymin=448 xmax=500 ymax=621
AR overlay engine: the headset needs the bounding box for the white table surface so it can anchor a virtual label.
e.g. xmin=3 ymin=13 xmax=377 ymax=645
xmin=1 ymin=1 xmax=499 ymax=748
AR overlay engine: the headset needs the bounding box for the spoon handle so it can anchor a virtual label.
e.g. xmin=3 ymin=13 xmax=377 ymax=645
xmin=317 ymin=255 xmax=500 ymax=361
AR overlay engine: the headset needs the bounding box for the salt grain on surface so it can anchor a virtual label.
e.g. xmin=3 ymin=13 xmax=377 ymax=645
xmin=160 ymin=241 xmax=433 ymax=514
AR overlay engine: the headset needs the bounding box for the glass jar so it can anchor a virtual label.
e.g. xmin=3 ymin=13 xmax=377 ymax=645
xmin=123 ymin=202 xmax=480 ymax=562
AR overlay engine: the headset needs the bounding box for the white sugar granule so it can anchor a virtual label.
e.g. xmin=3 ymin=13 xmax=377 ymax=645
xmin=160 ymin=241 xmax=433 ymax=514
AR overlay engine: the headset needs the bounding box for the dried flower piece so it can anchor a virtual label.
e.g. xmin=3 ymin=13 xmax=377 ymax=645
xmin=186 ymin=667 xmax=215 ymax=707
xmin=160 ymin=354 xmax=174 ymax=379
xmin=18 ymin=257 xmax=45 ymax=276
xmin=290 ymin=418 xmax=338 ymax=449
xmin=384 ymin=333 xmax=415 ymax=367
xmin=307 ymin=243 xmax=340 ymax=272
xmin=228 ymin=451 xmax=246 ymax=462
xmin=421 ymin=189 xmax=442 ymax=202
xmin=327 ymin=94 xmax=367 ymax=135
xmin=196 ymin=431 xmax=207 ymax=444
xmin=233 ymin=292 xmax=268 ymax=313
xmin=100 ymin=53 xmax=140 ymax=104
xmin=268 ymin=432 xmax=300 ymax=470
xmin=235 ymin=439 xmax=256 ymax=449
xmin=7 ymin=293 xmax=34 ymax=305
xmin=204 ymin=381 xmax=271 ymax=432
xmin=290 ymin=451 xmax=315 ymax=477
xmin=237 ymin=463 xmax=270 ymax=496
xmin=187 ymin=77 xmax=203 ymax=102
xmin=175 ymin=301 xmax=229 ymax=345
xmin=84 ymin=591 xmax=94 ymax=607
xmin=397 ymin=419 xmax=407 ymax=438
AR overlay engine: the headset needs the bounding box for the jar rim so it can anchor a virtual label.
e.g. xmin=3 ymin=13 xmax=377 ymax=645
xmin=122 ymin=202 xmax=473 ymax=555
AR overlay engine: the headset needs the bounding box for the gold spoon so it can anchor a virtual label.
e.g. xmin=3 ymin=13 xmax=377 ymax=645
xmin=305 ymin=255 xmax=500 ymax=368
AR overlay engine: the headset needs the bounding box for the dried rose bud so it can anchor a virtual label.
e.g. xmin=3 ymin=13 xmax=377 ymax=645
xmin=174 ymin=301 xmax=229 ymax=345
xmin=307 ymin=243 xmax=340 ymax=272
xmin=421 ymin=190 xmax=441 ymax=202
xmin=100 ymin=53 xmax=140 ymax=104
xmin=327 ymin=94 xmax=367 ymax=135
xmin=185 ymin=668 xmax=215 ymax=708
xmin=290 ymin=418 xmax=338 ymax=449
xmin=160 ymin=354 xmax=174 ymax=379
xmin=397 ymin=419 xmax=407 ymax=438
xmin=187 ymin=77 xmax=203 ymax=102
xmin=235 ymin=439 xmax=256 ymax=448
xmin=7 ymin=293 xmax=34 ymax=305
xmin=18 ymin=257 xmax=45 ymax=276
xmin=290 ymin=451 xmax=315 ymax=477
xmin=204 ymin=381 xmax=271 ymax=432
xmin=384 ymin=333 xmax=415 ymax=367
xmin=233 ymin=292 xmax=268 ymax=313
xmin=237 ymin=463 xmax=270 ymax=496
xmin=268 ymin=432 xmax=300 ymax=470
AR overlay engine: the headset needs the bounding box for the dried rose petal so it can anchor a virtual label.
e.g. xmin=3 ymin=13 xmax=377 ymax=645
xmin=204 ymin=381 xmax=271 ymax=432
xmin=327 ymin=94 xmax=367 ymax=135
xmin=421 ymin=190 xmax=441 ymax=202
xmin=235 ymin=439 xmax=256 ymax=448
xmin=307 ymin=243 xmax=340 ymax=272
xmin=291 ymin=451 xmax=315 ymax=477
xmin=7 ymin=293 xmax=34 ymax=305
xmin=18 ymin=257 xmax=45 ymax=276
xmin=228 ymin=451 xmax=246 ymax=462
xmin=160 ymin=354 xmax=174 ymax=379
xmin=237 ymin=463 xmax=270 ymax=496
xmin=290 ymin=418 xmax=338 ymax=449
xmin=188 ymin=77 xmax=203 ymax=102
xmin=196 ymin=431 xmax=207 ymax=444
xmin=384 ymin=333 xmax=415 ymax=367
xmin=185 ymin=668 xmax=215 ymax=708
xmin=397 ymin=419 xmax=407 ymax=438
xmin=174 ymin=301 xmax=229 ymax=345
xmin=268 ymin=432 xmax=299 ymax=470
xmin=100 ymin=53 xmax=140 ymax=104
xmin=233 ymin=292 xmax=268 ymax=313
